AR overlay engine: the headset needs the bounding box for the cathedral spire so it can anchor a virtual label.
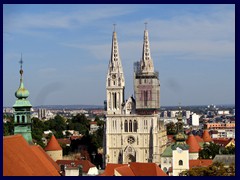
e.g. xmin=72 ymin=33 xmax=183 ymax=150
xmin=140 ymin=23 xmax=154 ymax=74
xmin=108 ymin=24 xmax=124 ymax=76
xmin=106 ymin=26 xmax=125 ymax=114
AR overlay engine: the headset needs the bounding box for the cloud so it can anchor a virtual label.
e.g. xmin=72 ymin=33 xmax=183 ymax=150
xmin=3 ymin=5 xmax=136 ymax=33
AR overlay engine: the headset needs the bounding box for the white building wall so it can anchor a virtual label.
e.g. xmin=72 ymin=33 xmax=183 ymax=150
xmin=161 ymin=157 xmax=172 ymax=173
xmin=87 ymin=167 xmax=99 ymax=176
xmin=172 ymin=149 xmax=189 ymax=176
xmin=191 ymin=113 xmax=199 ymax=126
xmin=189 ymin=152 xmax=199 ymax=160
xmin=65 ymin=169 xmax=79 ymax=176
xmin=46 ymin=150 xmax=62 ymax=162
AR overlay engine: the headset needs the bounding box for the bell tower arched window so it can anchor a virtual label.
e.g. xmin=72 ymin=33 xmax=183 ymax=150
xmin=179 ymin=160 xmax=183 ymax=166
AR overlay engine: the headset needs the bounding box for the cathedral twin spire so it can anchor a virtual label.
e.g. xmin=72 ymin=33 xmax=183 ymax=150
xmin=107 ymin=23 xmax=155 ymax=82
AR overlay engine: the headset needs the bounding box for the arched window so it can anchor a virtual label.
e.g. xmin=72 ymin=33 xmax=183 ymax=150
xmin=108 ymin=78 xmax=110 ymax=86
xmin=124 ymin=120 xmax=128 ymax=132
xmin=133 ymin=120 xmax=137 ymax=132
xmin=118 ymin=78 xmax=121 ymax=86
xmin=17 ymin=116 xmax=20 ymax=123
xmin=22 ymin=115 xmax=25 ymax=123
xmin=113 ymin=93 xmax=117 ymax=109
xmin=179 ymin=160 xmax=183 ymax=166
xmin=129 ymin=120 xmax=132 ymax=132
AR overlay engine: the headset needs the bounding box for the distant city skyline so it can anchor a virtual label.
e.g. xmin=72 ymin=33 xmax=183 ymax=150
xmin=3 ymin=4 xmax=235 ymax=107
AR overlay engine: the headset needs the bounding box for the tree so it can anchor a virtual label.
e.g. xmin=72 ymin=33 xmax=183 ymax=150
xmin=166 ymin=122 xmax=177 ymax=135
xmin=32 ymin=117 xmax=45 ymax=148
xmin=221 ymin=145 xmax=235 ymax=155
xmin=3 ymin=120 xmax=14 ymax=136
xmin=199 ymin=142 xmax=220 ymax=159
xmin=180 ymin=161 xmax=235 ymax=176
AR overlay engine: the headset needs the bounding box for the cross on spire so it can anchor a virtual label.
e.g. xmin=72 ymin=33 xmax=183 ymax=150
xmin=144 ymin=22 xmax=148 ymax=30
xmin=19 ymin=53 xmax=23 ymax=70
xmin=113 ymin=23 xmax=116 ymax=32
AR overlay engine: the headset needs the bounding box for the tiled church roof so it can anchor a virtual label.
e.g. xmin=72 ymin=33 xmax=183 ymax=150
xmin=3 ymin=134 xmax=60 ymax=176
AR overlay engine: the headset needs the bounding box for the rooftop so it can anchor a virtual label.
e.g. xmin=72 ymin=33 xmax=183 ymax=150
xmin=3 ymin=134 xmax=60 ymax=176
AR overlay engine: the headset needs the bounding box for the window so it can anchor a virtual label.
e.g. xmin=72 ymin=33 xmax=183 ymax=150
xmin=179 ymin=160 xmax=183 ymax=166
xmin=22 ymin=116 xmax=25 ymax=123
xmin=124 ymin=120 xmax=128 ymax=132
xmin=113 ymin=93 xmax=117 ymax=109
xmin=127 ymin=136 xmax=135 ymax=144
xmin=129 ymin=120 xmax=132 ymax=132
xmin=17 ymin=116 xmax=20 ymax=123
xmin=133 ymin=120 xmax=137 ymax=132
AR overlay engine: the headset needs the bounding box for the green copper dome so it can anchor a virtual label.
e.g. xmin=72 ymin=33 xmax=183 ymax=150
xmin=15 ymin=69 xmax=29 ymax=99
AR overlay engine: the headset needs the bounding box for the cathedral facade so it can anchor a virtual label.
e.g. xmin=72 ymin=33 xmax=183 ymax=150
xmin=104 ymin=27 xmax=167 ymax=165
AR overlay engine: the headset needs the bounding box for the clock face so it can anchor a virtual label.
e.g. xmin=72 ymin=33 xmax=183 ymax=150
xmin=112 ymin=74 xmax=116 ymax=79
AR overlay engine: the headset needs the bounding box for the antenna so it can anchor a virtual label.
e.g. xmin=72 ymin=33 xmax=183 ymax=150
xmin=113 ymin=23 xmax=116 ymax=32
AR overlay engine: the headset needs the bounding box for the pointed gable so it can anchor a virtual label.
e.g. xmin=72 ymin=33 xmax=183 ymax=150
xmin=202 ymin=130 xmax=212 ymax=142
xmin=186 ymin=134 xmax=201 ymax=153
xmin=45 ymin=135 xmax=62 ymax=151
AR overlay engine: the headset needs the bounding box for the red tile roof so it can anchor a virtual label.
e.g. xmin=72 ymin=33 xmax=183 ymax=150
xmin=115 ymin=165 xmax=135 ymax=176
xmin=3 ymin=134 xmax=60 ymax=176
xmin=202 ymin=130 xmax=212 ymax=142
xmin=31 ymin=146 xmax=60 ymax=172
xmin=57 ymin=138 xmax=71 ymax=145
xmin=189 ymin=159 xmax=213 ymax=169
xmin=56 ymin=159 xmax=95 ymax=173
xmin=195 ymin=135 xmax=204 ymax=143
xmin=101 ymin=163 xmax=167 ymax=176
xmin=186 ymin=134 xmax=201 ymax=153
xmin=100 ymin=163 xmax=128 ymax=176
xmin=128 ymin=162 xmax=167 ymax=176
xmin=45 ymin=135 xmax=62 ymax=151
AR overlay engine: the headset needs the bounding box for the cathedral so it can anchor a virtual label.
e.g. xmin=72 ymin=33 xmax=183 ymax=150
xmin=104 ymin=25 xmax=167 ymax=165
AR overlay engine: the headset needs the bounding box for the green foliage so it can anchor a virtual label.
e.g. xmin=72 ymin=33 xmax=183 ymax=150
xmin=32 ymin=117 xmax=46 ymax=148
xmin=166 ymin=122 xmax=177 ymax=135
xmin=3 ymin=121 xmax=14 ymax=136
xmin=199 ymin=142 xmax=220 ymax=159
xmin=67 ymin=114 xmax=90 ymax=135
xmin=221 ymin=145 xmax=235 ymax=155
xmin=180 ymin=161 xmax=235 ymax=176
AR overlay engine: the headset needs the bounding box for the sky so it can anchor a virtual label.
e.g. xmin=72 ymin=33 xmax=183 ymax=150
xmin=3 ymin=4 xmax=235 ymax=107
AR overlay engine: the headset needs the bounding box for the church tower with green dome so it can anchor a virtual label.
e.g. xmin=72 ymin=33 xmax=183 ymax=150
xmin=13 ymin=56 xmax=33 ymax=145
